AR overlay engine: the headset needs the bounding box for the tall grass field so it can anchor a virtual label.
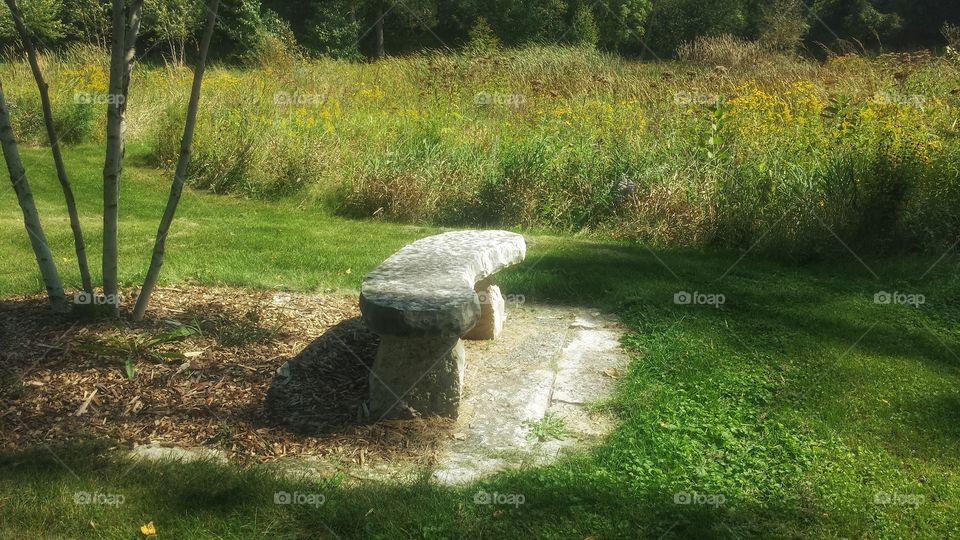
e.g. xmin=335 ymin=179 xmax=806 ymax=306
xmin=2 ymin=43 xmax=959 ymax=256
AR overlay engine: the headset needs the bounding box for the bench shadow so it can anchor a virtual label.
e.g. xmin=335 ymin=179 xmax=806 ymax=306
xmin=263 ymin=317 xmax=381 ymax=434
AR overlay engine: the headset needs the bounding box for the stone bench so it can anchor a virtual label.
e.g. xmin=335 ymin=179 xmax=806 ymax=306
xmin=360 ymin=230 xmax=526 ymax=419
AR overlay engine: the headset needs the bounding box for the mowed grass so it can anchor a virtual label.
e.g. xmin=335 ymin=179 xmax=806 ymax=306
xmin=0 ymin=144 xmax=438 ymax=296
xmin=2 ymin=146 xmax=960 ymax=537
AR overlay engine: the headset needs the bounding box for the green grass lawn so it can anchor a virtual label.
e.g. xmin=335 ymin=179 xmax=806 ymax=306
xmin=2 ymin=145 xmax=960 ymax=538
xmin=0 ymin=144 xmax=439 ymax=296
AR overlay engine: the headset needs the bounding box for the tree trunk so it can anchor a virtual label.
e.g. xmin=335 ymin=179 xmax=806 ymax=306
xmin=122 ymin=0 xmax=144 ymax=106
xmin=133 ymin=0 xmax=221 ymax=321
xmin=375 ymin=3 xmax=386 ymax=59
xmin=102 ymin=0 xmax=127 ymax=314
xmin=0 ymin=83 xmax=67 ymax=313
xmin=5 ymin=0 xmax=93 ymax=294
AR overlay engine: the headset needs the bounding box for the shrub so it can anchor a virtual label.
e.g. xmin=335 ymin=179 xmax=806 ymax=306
xmin=568 ymin=4 xmax=599 ymax=47
xmin=302 ymin=0 xmax=361 ymax=59
xmin=142 ymin=0 xmax=205 ymax=65
xmin=677 ymin=35 xmax=766 ymax=67
xmin=6 ymin=92 xmax=45 ymax=145
xmin=52 ymin=99 xmax=97 ymax=144
xmin=213 ymin=0 xmax=271 ymax=63
xmin=594 ymin=0 xmax=653 ymax=54
xmin=153 ymin=77 xmax=333 ymax=199
xmin=808 ymin=0 xmax=902 ymax=51
xmin=758 ymin=0 xmax=809 ymax=53
xmin=466 ymin=17 xmax=500 ymax=55
xmin=483 ymin=0 xmax=568 ymax=47
xmin=0 ymin=0 xmax=65 ymax=46
xmin=248 ymin=10 xmax=302 ymax=71
xmin=944 ymin=23 xmax=960 ymax=62
xmin=944 ymin=23 xmax=960 ymax=49
xmin=646 ymin=0 xmax=752 ymax=57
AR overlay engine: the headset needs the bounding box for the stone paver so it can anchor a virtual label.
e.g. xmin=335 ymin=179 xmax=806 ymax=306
xmin=433 ymin=305 xmax=626 ymax=484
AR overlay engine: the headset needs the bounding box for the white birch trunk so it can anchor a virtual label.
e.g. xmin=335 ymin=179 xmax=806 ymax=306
xmin=0 ymin=83 xmax=67 ymax=313
xmin=5 ymin=0 xmax=93 ymax=294
xmin=133 ymin=0 xmax=220 ymax=321
xmin=101 ymin=0 xmax=127 ymax=313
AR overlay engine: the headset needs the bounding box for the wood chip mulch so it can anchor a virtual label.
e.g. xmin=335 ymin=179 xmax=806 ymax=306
xmin=0 ymin=286 xmax=453 ymax=465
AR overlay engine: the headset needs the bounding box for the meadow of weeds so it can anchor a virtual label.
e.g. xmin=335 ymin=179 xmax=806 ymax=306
xmin=2 ymin=43 xmax=958 ymax=256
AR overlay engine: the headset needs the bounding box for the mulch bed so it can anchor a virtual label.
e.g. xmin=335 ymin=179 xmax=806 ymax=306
xmin=0 ymin=286 xmax=453 ymax=464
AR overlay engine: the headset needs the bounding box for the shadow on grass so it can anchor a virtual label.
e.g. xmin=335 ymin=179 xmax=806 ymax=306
xmin=0 ymin=441 xmax=834 ymax=538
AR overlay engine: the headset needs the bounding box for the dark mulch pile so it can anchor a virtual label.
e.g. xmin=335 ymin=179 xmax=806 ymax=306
xmin=0 ymin=286 xmax=452 ymax=464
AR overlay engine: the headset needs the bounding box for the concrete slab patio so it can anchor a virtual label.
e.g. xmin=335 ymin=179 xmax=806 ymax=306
xmin=433 ymin=304 xmax=627 ymax=484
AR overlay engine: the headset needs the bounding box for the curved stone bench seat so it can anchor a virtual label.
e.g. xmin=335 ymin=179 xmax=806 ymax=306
xmin=360 ymin=230 xmax=526 ymax=419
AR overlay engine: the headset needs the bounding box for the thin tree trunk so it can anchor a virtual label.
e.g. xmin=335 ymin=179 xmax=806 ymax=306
xmin=375 ymin=3 xmax=385 ymax=59
xmin=0 ymin=83 xmax=67 ymax=313
xmin=167 ymin=36 xmax=176 ymax=66
xmin=133 ymin=0 xmax=220 ymax=321
xmin=5 ymin=0 xmax=93 ymax=294
xmin=102 ymin=0 xmax=127 ymax=313
xmin=122 ymin=0 xmax=144 ymax=106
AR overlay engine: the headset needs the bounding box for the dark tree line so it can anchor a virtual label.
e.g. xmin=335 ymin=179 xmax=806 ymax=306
xmin=2 ymin=0 xmax=959 ymax=61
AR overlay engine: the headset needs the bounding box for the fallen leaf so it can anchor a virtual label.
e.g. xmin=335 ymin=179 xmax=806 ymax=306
xmin=602 ymin=367 xmax=621 ymax=379
xmin=140 ymin=521 xmax=157 ymax=537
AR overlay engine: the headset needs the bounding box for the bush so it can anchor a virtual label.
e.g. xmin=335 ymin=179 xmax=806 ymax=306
xmin=52 ymin=99 xmax=96 ymax=144
xmin=808 ymin=0 xmax=902 ymax=51
xmin=758 ymin=0 xmax=809 ymax=53
xmin=943 ymin=23 xmax=960 ymax=48
xmin=646 ymin=0 xmax=752 ymax=57
xmin=302 ymin=0 xmax=361 ymax=59
xmin=483 ymin=0 xmax=568 ymax=47
xmin=0 ymin=0 xmax=65 ymax=46
xmin=568 ymin=4 xmax=599 ymax=47
xmin=466 ymin=17 xmax=500 ymax=55
xmin=213 ymin=0 xmax=270 ymax=63
xmin=247 ymin=9 xmax=302 ymax=70
xmin=677 ymin=34 xmax=766 ymax=67
xmin=6 ymin=92 xmax=45 ymax=145
xmin=594 ymin=0 xmax=653 ymax=54
xmin=153 ymin=81 xmax=330 ymax=199
xmin=944 ymin=23 xmax=960 ymax=60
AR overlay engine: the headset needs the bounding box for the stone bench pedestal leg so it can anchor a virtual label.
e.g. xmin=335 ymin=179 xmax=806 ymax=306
xmin=368 ymin=334 xmax=465 ymax=419
xmin=463 ymin=276 xmax=506 ymax=341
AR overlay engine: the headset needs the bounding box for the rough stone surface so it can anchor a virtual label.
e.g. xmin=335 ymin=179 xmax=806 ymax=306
xmin=129 ymin=443 xmax=228 ymax=464
xmin=552 ymin=327 xmax=623 ymax=405
xmin=432 ymin=307 xmax=626 ymax=484
xmin=463 ymin=277 xmax=505 ymax=340
xmin=361 ymin=230 xmax=525 ymax=418
xmin=368 ymin=335 xmax=466 ymax=419
xmin=360 ymin=230 xmax=526 ymax=337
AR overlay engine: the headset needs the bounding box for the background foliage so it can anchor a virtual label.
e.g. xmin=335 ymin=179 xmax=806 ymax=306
xmin=1 ymin=0 xmax=958 ymax=59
